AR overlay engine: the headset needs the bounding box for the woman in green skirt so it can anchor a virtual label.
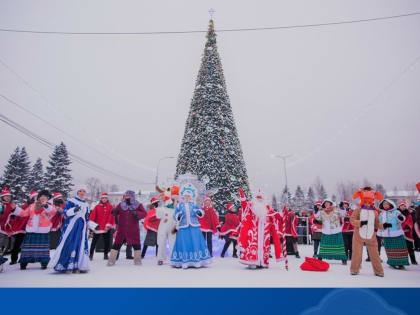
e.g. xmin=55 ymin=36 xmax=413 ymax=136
xmin=314 ymin=199 xmax=347 ymax=265
xmin=377 ymin=199 xmax=409 ymax=269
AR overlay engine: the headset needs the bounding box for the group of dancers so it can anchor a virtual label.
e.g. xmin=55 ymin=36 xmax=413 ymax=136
xmin=1 ymin=182 xmax=419 ymax=275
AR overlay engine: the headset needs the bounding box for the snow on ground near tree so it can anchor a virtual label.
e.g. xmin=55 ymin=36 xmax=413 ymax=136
xmin=2 ymin=244 xmax=420 ymax=287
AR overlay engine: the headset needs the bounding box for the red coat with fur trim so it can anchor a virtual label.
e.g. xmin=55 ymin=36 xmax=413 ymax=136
xmin=0 ymin=202 xmax=15 ymax=235
xmin=308 ymin=213 xmax=322 ymax=234
xmin=199 ymin=206 xmax=220 ymax=234
xmin=401 ymin=212 xmax=414 ymax=242
xmin=50 ymin=203 xmax=64 ymax=231
xmin=143 ymin=208 xmax=160 ymax=232
xmin=284 ymin=209 xmax=298 ymax=238
xmin=89 ymin=201 xmax=115 ymax=234
xmin=341 ymin=209 xmax=354 ymax=233
xmin=220 ymin=211 xmax=240 ymax=238
xmin=238 ymin=202 xmax=282 ymax=267
xmin=8 ymin=202 xmax=30 ymax=235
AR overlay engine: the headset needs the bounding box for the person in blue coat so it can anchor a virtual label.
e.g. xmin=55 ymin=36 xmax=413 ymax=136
xmin=49 ymin=185 xmax=97 ymax=273
xmin=170 ymin=184 xmax=212 ymax=268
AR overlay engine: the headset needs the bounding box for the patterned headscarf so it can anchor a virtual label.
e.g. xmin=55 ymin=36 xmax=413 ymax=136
xmin=120 ymin=190 xmax=140 ymax=210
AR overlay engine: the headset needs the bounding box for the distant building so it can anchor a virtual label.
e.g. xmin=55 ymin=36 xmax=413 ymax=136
xmin=385 ymin=190 xmax=419 ymax=205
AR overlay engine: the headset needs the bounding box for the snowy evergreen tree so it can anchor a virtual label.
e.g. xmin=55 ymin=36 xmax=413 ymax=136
xmin=294 ymin=185 xmax=305 ymax=210
xmin=317 ymin=185 xmax=328 ymax=201
xmin=1 ymin=147 xmax=21 ymax=199
xmin=271 ymin=194 xmax=278 ymax=210
xmin=1 ymin=147 xmax=31 ymax=202
xmin=305 ymin=186 xmax=316 ymax=209
xmin=331 ymin=194 xmax=337 ymax=203
xmin=175 ymin=19 xmax=250 ymax=212
xmin=44 ymin=142 xmax=73 ymax=198
xmin=27 ymin=158 xmax=44 ymax=192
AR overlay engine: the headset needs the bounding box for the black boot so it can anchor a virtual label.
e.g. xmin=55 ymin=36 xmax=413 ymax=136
xmin=20 ymin=263 xmax=27 ymax=270
xmin=409 ymin=253 xmax=418 ymax=265
xmin=89 ymin=253 xmax=94 ymax=261
xmin=41 ymin=263 xmax=48 ymax=270
xmin=295 ymin=252 xmax=300 ymax=259
xmin=104 ymin=252 xmax=109 ymax=260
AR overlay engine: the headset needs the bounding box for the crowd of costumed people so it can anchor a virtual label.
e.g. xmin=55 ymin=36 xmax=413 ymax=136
xmin=1 ymin=182 xmax=419 ymax=275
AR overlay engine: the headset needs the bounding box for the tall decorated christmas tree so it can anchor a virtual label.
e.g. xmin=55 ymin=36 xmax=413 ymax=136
xmin=175 ymin=19 xmax=250 ymax=213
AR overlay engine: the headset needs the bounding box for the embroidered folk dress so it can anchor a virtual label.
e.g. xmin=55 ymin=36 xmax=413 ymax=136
xmin=170 ymin=201 xmax=211 ymax=268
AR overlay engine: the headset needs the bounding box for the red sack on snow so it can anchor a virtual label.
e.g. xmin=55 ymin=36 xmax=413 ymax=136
xmin=300 ymin=257 xmax=330 ymax=272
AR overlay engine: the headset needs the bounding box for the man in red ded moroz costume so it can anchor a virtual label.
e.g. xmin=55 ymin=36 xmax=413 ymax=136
xmin=238 ymin=189 xmax=282 ymax=269
xmin=108 ymin=190 xmax=146 ymax=266
xmin=89 ymin=193 xmax=115 ymax=260
xmin=199 ymin=195 xmax=220 ymax=257
xmin=350 ymin=187 xmax=385 ymax=277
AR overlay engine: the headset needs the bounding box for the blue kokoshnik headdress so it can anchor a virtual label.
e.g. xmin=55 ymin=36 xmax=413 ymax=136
xmin=180 ymin=184 xmax=197 ymax=200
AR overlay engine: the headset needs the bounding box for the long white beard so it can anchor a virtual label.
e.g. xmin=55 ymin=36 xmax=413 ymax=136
xmin=252 ymin=198 xmax=267 ymax=220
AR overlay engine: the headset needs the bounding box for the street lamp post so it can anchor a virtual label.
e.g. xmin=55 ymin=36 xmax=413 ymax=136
xmin=155 ymin=156 xmax=175 ymax=186
xmin=272 ymin=154 xmax=293 ymax=189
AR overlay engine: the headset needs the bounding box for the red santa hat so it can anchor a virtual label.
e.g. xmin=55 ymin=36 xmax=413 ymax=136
xmin=398 ymin=199 xmax=408 ymax=207
xmin=52 ymin=192 xmax=62 ymax=200
xmin=226 ymin=202 xmax=235 ymax=211
xmin=0 ymin=187 xmax=12 ymax=198
xmin=150 ymin=197 xmax=159 ymax=205
xmin=315 ymin=200 xmax=322 ymax=206
xmin=255 ymin=189 xmax=265 ymax=200
xmin=100 ymin=193 xmax=109 ymax=199
xmin=29 ymin=191 xmax=39 ymax=200
xmin=341 ymin=199 xmax=350 ymax=205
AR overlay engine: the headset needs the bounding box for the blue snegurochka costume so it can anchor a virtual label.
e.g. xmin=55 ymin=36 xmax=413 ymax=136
xmin=170 ymin=184 xmax=211 ymax=268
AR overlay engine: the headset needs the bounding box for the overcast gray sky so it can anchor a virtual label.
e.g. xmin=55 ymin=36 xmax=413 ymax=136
xmin=1 ymin=0 xmax=419 ymax=198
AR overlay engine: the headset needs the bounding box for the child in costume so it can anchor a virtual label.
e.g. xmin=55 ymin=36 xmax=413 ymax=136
xmin=156 ymin=185 xmax=178 ymax=265
xmin=220 ymin=202 xmax=240 ymax=258
xmin=12 ymin=190 xmax=57 ymax=270
xmin=170 ymin=184 xmax=211 ymax=268
xmin=315 ymin=199 xmax=347 ymax=264
xmin=377 ymin=199 xmax=410 ymax=269
xmin=350 ymin=187 xmax=385 ymax=277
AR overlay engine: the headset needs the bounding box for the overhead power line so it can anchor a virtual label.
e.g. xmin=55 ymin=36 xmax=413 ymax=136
xmin=0 ymin=112 xmax=151 ymax=185
xmin=0 ymin=12 xmax=419 ymax=35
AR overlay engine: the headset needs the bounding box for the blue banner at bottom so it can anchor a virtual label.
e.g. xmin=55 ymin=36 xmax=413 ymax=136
xmin=1 ymin=288 xmax=417 ymax=315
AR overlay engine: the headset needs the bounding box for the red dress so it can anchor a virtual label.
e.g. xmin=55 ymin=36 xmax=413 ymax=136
xmin=198 ymin=206 xmax=220 ymax=234
xmin=89 ymin=202 xmax=115 ymax=233
xmin=238 ymin=201 xmax=282 ymax=267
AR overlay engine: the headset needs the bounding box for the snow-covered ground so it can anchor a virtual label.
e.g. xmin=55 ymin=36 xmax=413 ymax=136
xmin=1 ymin=244 xmax=420 ymax=287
